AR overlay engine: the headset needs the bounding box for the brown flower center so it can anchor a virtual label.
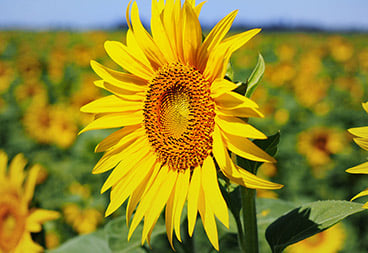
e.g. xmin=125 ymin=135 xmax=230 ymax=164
xmin=144 ymin=62 xmax=215 ymax=171
xmin=0 ymin=193 xmax=27 ymax=252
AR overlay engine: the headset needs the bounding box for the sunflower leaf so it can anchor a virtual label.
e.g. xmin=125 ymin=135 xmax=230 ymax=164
xmin=104 ymin=215 xmax=166 ymax=252
xmin=237 ymin=131 xmax=280 ymax=174
xmin=245 ymin=53 xmax=265 ymax=98
xmin=47 ymin=230 xmax=111 ymax=253
xmin=265 ymin=200 xmax=365 ymax=253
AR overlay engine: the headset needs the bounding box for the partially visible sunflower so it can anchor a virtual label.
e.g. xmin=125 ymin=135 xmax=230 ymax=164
xmin=0 ymin=151 xmax=59 ymax=253
xmin=285 ymin=224 xmax=346 ymax=253
xmin=81 ymin=0 xmax=282 ymax=250
xmin=298 ymin=126 xmax=347 ymax=178
xmin=346 ymin=101 xmax=368 ymax=208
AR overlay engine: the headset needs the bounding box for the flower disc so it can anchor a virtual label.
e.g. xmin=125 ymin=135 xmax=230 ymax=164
xmin=144 ymin=62 xmax=215 ymax=171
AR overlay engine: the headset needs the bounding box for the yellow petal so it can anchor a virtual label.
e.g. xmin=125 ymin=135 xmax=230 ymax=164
xmin=351 ymin=187 xmax=368 ymax=201
xmin=221 ymin=129 xmax=276 ymax=163
xmin=198 ymin=186 xmax=219 ymax=251
xmin=216 ymin=114 xmax=267 ymax=139
xmin=165 ymin=185 xmax=175 ymax=249
xmin=187 ymin=165 xmax=201 ymax=237
xmin=216 ymin=105 xmax=264 ymax=118
xmin=90 ymin=60 xmax=147 ymax=91
xmin=151 ymin=0 xmax=176 ymax=62
xmin=93 ymin=136 xmax=145 ymax=174
xmin=213 ymin=126 xmax=282 ymax=189
xmin=104 ymin=40 xmax=154 ymax=80
xmin=140 ymin=169 xmax=178 ymax=243
xmin=95 ymin=125 xmax=142 ymax=153
xmin=24 ymin=165 xmax=40 ymax=204
xmin=362 ymin=101 xmax=368 ymax=114
xmin=173 ymin=0 xmax=184 ymax=62
xmin=194 ymin=1 xmax=205 ymax=16
xmin=94 ymin=80 xmax=146 ymax=100
xmin=349 ymin=126 xmax=368 ymax=138
xmin=130 ymin=2 xmax=167 ymax=68
xmin=201 ymin=156 xmax=229 ymax=228
xmin=128 ymin=165 xmax=169 ymax=239
xmin=126 ymin=29 xmax=153 ymax=69
xmin=79 ymin=111 xmax=143 ymax=134
xmin=198 ymin=10 xmax=238 ymax=71
xmin=346 ymin=161 xmax=368 ymax=174
xmin=182 ymin=2 xmax=202 ymax=65
xmin=215 ymin=91 xmax=259 ymax=109
xmin=210 ymin=79 xmax=238 ymax=98
xmin=173 ymin=169 xmax=190 ymax=242
xmin=105 ymin=152 xmax=156 ymax=216
xmin=26 ymin=209 xmax=60 ymax=232
xmin=205 ymin=28 xmax=261 ymax=81
xmin=354 ymin=137 xmax=368 ymax=151
xmin=81 ymin=95 xmax=143 ymax=114
xmin=9 ymin=153 xmax=26 ymax=189
xmin=101 ymin=144 xmax=152 ymax=194
xmin=126 ymin=161 xmax=161 ymax=225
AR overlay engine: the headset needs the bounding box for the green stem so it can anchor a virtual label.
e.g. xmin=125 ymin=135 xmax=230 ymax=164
xmin=241 ymin=186 xmax=259 ymax=253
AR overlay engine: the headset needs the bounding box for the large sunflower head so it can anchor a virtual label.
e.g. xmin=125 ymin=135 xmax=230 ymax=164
xmin=0 ymin=151 xmax=59 ymax=252
xmin=81 ymin=0 xmax=282 ymax=250
xmin=346 ymin=101 xmax=368 ymax=208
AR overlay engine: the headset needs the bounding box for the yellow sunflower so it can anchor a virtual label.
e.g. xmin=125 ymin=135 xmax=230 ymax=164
xmin=346 ymin=101 xmax=368 ymax=208
xmin=0 ymin=151 xmax=59 ymax=253
xmin=285 ymin=223 xmax=346 ymax=253
xmin=81 ymin=0 xmax=282 ymax=249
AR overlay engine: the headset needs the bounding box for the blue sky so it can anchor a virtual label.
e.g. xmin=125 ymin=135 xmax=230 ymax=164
xmin=1 ymin=0 xmax=368 ymax=30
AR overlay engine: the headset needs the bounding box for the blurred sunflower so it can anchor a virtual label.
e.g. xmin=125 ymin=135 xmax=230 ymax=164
xmin=81 ymin=0 xmax=282 ymax=250
xmin=63 ymin=203 xmax=103 ymax=235
xmin=0 ymin=151 xmax=59 ymax=252
xmin=297 ymin=127 xmax=347 ymax=178
xmin=346 ymin=102 xmax=368 ymax=208
xmin=0 ymin=60 xmax=15 ymax=94
xmin=285 ymin=224 xmax=346 ymax=253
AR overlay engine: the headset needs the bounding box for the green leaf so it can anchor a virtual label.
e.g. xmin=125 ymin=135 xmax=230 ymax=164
xmin=105 ymin=215 xmax=166 ymax=253
xmin=265 ymin=200 xmax=366 ymax=253
xmin=245 ymin=53 xmax=265 ymax=98
xmin=237 ymin=132 xmax=280 ymax=174
xmin=48 ymin=231 xmax=111 ymax=253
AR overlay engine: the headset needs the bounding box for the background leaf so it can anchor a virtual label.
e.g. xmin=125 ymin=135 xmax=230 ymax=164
xmin=265 ymin=200 xmax=365 ymax=253
xmin=48 ymin=231 xmax=111 ymax=253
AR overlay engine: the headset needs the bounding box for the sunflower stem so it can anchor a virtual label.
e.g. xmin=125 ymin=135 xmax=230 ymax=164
xmin=241 ymin=186 xmax=259 ymax=253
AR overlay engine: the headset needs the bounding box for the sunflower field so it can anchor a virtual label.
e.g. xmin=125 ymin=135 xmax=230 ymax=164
xmin=0 ymin=29 xmax=367 ymax=253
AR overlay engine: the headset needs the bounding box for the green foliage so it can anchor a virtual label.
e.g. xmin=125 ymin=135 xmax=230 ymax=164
xmin=265 ymin=200 xmax=365 ymax=253
xmin=245 ymin=53 xmax=266 ymax=98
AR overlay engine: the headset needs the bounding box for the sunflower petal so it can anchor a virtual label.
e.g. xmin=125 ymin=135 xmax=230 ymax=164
xmin=215 ymin=91 xmax=259 ymax=109
xmin=24 ymin=165 xmax=40 ymax=204
xmin=198 ymin=186 xmax=219 ymax=251
xmin=354 ymin=137 xmax=368 ymax=150
xmin=79 ymin=112 xmax=143 ymax=134
xmin=216 ymin=114 xmax=267 ymax=139
xmin=104 ymin=40 xmax=154 ymax=80
xmin=173 ymin=169 xmax=190 ymax=242
xmin=202 ymin=156 xmax=229 ymax=228
xmin=346 ymin=161 xmax=368 ymax=174
xmin=81 ymin=95 xmax=143 ymax=113
xmin=105 ymin=152 xmax=156 ymax=216
xmin=130 ymin=2 xmax=167 ymax=67
xmin=126 ymin=162 xmax=161 ymax=225
xmin=210 ymin=79 xmax=238 ymax=98
xmin=9 ymin=154 xmax=26 ymax=189
xmin=198 ymin=10 xmax=238 ymax=71
xmin=349 ymin=126 xmax=368 ymax=138
xmin=90 ymin=60 xmax=147 ymax=91
xmin=0 ymin=151 xmax=8 ymax=181
xmin=351 ymin=188 xmax=368 ymax=201
xmin=26 ymin=209 xmax=60 ymax=232
xmin=187 ymin=165 xmax=201 ymax=237
xmin=182 ymin=2 xmax=202 ymax=65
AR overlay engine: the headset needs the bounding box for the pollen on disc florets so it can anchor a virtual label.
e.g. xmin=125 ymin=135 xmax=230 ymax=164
xmin=144 ymin=62 xmax=215 ymax=171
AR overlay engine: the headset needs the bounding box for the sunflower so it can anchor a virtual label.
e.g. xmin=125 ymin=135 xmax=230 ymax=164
xmin=81 ymin=0 xmax=282 ymax=249
xmin=0 ymin=151 xmax=59 ymax=252
xmin=285 ymin=223 xmax=346 ymax=253
xmin=346 ymin=102 xmax=368 ymax=208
